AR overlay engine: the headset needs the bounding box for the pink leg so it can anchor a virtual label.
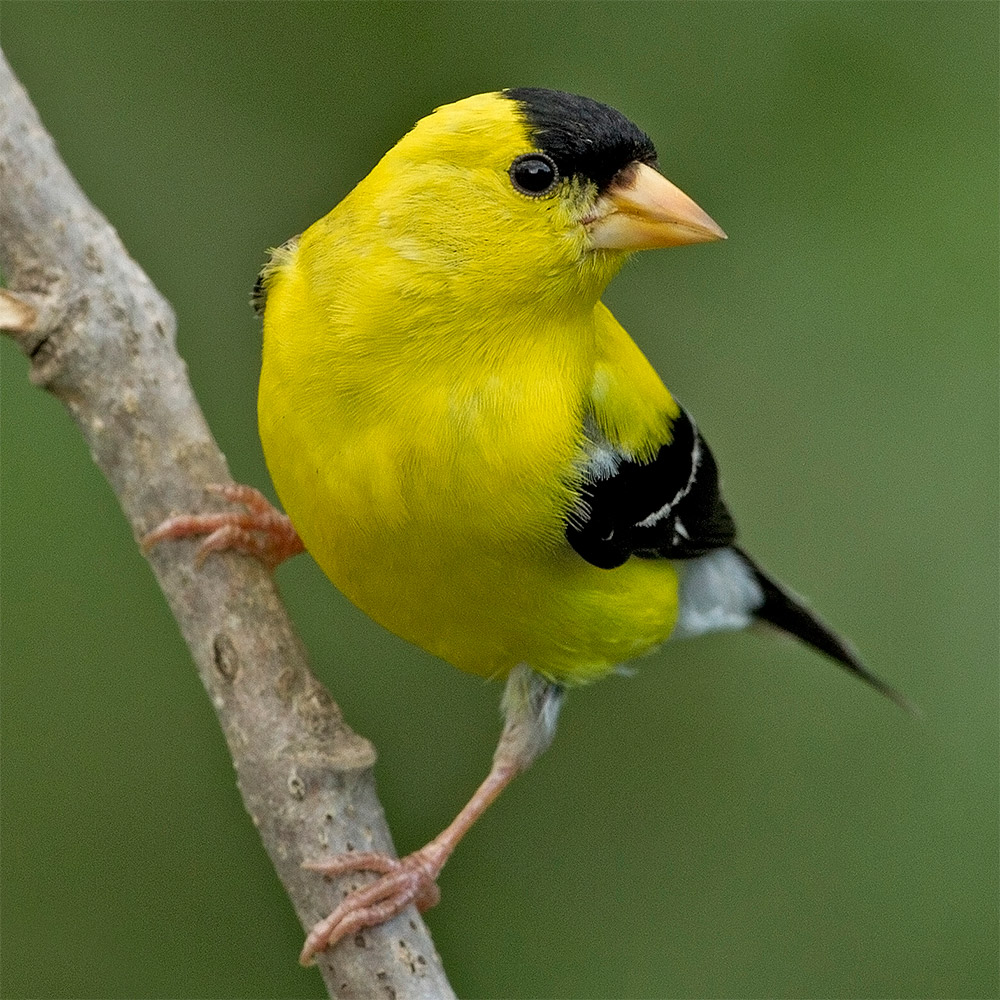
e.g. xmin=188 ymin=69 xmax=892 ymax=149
xmin=299 ymin=665 xmax=564 ymax=965
xmin=141 ymin=484 xmax=304 ymax=570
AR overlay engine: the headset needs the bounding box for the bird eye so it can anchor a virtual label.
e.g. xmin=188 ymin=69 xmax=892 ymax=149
xmin=509 ymin=153 xmax=559 ymax=196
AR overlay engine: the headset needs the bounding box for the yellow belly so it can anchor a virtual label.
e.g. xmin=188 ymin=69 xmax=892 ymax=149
xmin=257 ymin=251 xmax=679 ymax=686
xmin=260 ymin=408 xmax=679 ymax=685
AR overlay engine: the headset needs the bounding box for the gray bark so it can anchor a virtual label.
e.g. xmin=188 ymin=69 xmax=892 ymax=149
xmin=0 ymin=50 xmax=455 ymax=1000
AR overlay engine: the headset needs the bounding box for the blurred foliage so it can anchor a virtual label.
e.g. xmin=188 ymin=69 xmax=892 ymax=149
xmin=1 ymin=3 xmax=997 ymax=998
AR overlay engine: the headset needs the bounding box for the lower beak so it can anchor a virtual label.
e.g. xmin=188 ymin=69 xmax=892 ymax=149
xmin=586 ymin=162 xmax=727 ymax=250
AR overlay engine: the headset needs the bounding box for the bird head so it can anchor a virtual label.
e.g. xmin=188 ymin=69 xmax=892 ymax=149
xmin=329 ymin=88 xmax=725 ymax=315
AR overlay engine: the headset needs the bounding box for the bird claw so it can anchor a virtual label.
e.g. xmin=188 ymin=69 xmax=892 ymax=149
xmin=299 ymin=849 xmax=443 ymax=965
xmin=141 ymin=483 xmax=304 ymax=570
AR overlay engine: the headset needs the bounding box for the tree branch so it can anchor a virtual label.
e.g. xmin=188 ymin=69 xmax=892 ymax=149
xmin=0 ymin=52 xmax=454 ymax=1000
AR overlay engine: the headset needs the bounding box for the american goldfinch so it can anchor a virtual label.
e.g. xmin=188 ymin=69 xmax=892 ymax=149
xmin=146 ymin=88 xmax=906 ymax=964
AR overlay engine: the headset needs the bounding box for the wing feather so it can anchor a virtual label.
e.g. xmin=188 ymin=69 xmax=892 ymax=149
xmin=566 ymin=406 xmax=735 ymax=569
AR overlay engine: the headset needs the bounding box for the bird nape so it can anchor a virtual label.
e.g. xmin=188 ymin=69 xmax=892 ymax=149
xmin=143 ymin=87 xmax=908 ymax=966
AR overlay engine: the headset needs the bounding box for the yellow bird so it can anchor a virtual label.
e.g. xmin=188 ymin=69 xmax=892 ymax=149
xmin=146 ymin=88 xmax=906 ymax=964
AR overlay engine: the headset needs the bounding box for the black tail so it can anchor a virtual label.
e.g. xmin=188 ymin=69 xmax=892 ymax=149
xmin=735 ymin=548 xmax=917 ymax=714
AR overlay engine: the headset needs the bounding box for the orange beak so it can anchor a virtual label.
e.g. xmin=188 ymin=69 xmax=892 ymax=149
xmin=586 ymin=162 xmax=727 ymax=250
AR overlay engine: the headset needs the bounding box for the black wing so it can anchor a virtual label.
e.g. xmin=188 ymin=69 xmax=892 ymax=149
xmin=565 ymin=407 xmax=914 ymax=710
xmin=566 ymin=407 xmax=736 ymax=570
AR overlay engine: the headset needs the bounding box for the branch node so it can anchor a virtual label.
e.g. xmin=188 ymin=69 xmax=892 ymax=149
xmin=212 ymin=632 xmax=240 ymax=681
xmin=0 ymin=287 xmax=38 ymax=334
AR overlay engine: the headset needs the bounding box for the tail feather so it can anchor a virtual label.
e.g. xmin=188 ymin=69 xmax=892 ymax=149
xmin=735 ymin=548 xmax=917 ymax=714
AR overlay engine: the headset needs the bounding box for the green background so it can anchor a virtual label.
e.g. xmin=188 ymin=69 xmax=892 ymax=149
xmin=2 ymin=3 xmax=996 ymax=998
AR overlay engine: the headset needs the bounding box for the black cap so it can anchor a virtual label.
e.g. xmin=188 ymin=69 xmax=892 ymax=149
xmin=503 ymin=88 xmax=658 ymax=193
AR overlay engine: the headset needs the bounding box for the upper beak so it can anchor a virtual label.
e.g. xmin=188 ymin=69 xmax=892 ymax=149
xmin=586 ymin=162 xmax=727 ymax=250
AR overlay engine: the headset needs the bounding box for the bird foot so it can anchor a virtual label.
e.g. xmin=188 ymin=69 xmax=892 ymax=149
xmin=141 ymin=483 xmax=304 ymax=570
xmin=299 ymin=848 xmax=445 ymax=965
